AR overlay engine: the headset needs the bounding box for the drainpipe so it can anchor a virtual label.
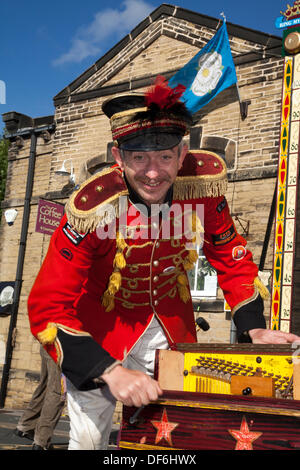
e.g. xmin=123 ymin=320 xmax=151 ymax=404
xmin=0 ymin=130 xmax=38 ymax=408
xmin=230 ymin=320 xmax=237 ymax=344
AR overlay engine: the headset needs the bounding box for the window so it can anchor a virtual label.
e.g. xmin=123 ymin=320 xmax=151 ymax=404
xmin=187 ymin=247 xmax=217 ymax=298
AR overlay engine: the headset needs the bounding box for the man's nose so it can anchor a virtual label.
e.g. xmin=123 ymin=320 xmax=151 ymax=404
xmin=145 ymin=158 xmax=160 ymax=179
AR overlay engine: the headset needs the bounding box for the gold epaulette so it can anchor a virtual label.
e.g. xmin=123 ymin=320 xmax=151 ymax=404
xmin=173 ymin=150 xmax=227 ymax=200
xmin=65 ymin=166 xmax=128 ymax=233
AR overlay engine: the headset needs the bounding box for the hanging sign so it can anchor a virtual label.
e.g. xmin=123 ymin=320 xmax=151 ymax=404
xmin=276 ymin=1 xmax=300 ymax=29
xmin=35 ymin=199 xmax=64 ymax=235
xmin=275 ymin=16 xmax=300 ymax=29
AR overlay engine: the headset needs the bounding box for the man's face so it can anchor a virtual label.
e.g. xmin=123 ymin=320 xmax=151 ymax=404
xmin=112 ymin=143 xmax=188 ymax=206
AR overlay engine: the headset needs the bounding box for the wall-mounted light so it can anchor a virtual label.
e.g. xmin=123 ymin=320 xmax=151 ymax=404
xmin=4 ymin=209 xmax=18 ymax=226
xmin=55 ymin=159 xmax=76 ymax=185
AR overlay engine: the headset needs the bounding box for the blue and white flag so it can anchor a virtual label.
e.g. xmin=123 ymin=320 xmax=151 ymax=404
xmin=168 ymin=21 xmax=237 ymax=114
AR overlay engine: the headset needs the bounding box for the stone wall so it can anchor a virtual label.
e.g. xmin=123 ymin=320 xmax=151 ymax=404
xmin=0 ymin=130 xmax=55 ymax=408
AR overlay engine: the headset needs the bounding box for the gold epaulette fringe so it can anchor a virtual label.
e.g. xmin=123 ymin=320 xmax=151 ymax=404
xmin=37 ymin=323 xmax=58 ymax=345
xmin=174 ymin=150 xmax=228 ymax=200
xmin=173 ymin=177 xmax=228 ymax=200
xmin=65 ymin=196 xmax=123 ymax=235
xmin=254 ymin=276 xmax=270 ymax=300
xmin=64 ymin=168 xmax=128 ymax=234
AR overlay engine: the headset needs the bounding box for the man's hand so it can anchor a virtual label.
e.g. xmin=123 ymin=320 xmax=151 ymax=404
xmin=101 ymin=365 xmax=163 ymax=407
xmin=249 ymin=328 xmax=300 ymax=344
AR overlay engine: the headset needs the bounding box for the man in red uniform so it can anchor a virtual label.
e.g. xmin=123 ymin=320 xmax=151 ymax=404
xmin=28 ymin=76 xmax=300 ymax=449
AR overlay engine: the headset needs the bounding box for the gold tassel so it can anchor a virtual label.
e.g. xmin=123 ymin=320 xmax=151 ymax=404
xmin=37 ymin=323 xmax=58 ymax=345
xmin=102 ymin=231 xmax=127 ymax=312
xmin=187 ymin=250 xmax=198 ymax=263
xmin=183 ymin=259 xmax=195 ymax=271
xmin=185 ymin=211 xmax=204 ymax=247
xmin=107 ymin=271 xmax=122 ymax=295
xmin=114 ymin=231 xmax=127 ymax=269
xmin=114 ymin=252 xmax=126 ymax=270
xmin=102 ymin=291 xmax=115 ymax=312
xmin=177 ymin=273 xmax=191 ymax=303
xmin=254 ymin=277 xmax=270 ymax=300
xmin=102 ymin=269 xmax=122 ymax=311
xmin=183 ymin=249 xmax=198 ymax=271
xmin=116 ymin=231 xmax=127 ymax=251
xmin=177 ymin=273 xmax=188 ymax=285
xmin=178 ymin=285 xmax=190 ymax=303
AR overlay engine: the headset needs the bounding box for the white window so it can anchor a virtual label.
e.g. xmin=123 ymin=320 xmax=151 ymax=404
xmin=187 ymin=247 xmax=217 ymax=298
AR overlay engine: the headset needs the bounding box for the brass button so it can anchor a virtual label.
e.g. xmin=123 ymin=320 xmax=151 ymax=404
xmin=197 ymin=160 xmax=204 ymax=167
xmin=80 ymin=196 xmax=88 ymax=203
xmin=154 ymin=300 xmax=158 ymax=306
xmin=153 ymin=276 xmax=159 ymax=283
xmin=153 ymin=289 xmax=158 ymax=296
xmin=153 ymin=260 xmax=159 ymax=267
xmin=95 ymin=185 xmax=103 ymax=193
xmin=214 ymin=162 xmax=219 ymax=168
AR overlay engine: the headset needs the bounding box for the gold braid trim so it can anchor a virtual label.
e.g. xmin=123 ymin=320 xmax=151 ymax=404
xmin=126 ymin=241 xmax=154 ymax=258
xmin=110 ymin=106 xmax=148 ymax=121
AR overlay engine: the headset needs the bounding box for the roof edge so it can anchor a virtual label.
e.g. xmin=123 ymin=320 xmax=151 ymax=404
xmin=53 ymin=3 xmax=281 ymax=102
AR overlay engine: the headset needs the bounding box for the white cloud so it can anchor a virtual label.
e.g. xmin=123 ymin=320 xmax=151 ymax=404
xmin=52 ymin=0 xmax=155 ymax=66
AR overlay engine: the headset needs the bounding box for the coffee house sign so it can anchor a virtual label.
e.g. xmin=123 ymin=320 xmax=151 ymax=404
xmin=35 ymin=199 xmax=64 ymax=236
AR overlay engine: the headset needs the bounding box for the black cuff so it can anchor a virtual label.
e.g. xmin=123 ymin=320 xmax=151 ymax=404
xmin=57 ymin=329 xmax=116 ymax=391
xmin=233 ymin=294 xmax=266 ymax=343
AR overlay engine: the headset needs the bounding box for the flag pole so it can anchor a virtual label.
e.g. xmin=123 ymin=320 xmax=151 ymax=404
xmin=220 ymin=12 xmax=247 ymax=120
xmin=236 ymin=83 xmax=249 ymax=120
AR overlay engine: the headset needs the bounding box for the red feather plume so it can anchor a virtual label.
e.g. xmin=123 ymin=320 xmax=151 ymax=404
xmin=145 ymin=75 xmax=186 ymax=110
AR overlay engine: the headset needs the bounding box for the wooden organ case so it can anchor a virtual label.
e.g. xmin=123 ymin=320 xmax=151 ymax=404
xmin=119 ymin=343 xmax=300 ymax=450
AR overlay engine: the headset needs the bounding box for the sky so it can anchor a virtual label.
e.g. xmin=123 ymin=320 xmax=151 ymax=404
xmin=0 ymin=0 xmax=289 ymax=134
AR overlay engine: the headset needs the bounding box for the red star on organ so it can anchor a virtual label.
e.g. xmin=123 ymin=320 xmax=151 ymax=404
xmin=151 ymin=408 xmax=179 ymax=446
xmin=229 ymin=416 xmax=262 ymax=450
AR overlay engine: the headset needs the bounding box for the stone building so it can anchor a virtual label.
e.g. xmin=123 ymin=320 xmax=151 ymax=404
xmin=0 ymin=4 xmax=298 ymax=417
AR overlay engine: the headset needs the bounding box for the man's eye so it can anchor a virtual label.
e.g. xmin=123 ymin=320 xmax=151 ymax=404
xmin=161 ymin=154 xmax=172 ymax=160
xmin=134 ymin=155 xmax=144 ymax=161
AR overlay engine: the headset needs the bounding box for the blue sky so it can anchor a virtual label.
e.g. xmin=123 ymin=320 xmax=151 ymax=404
xmin=0 ymin=1 xmax=288 ymax=134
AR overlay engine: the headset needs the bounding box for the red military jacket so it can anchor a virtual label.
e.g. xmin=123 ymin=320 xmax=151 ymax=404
xmin=28 ymin=151 xmax=266 ymax=390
